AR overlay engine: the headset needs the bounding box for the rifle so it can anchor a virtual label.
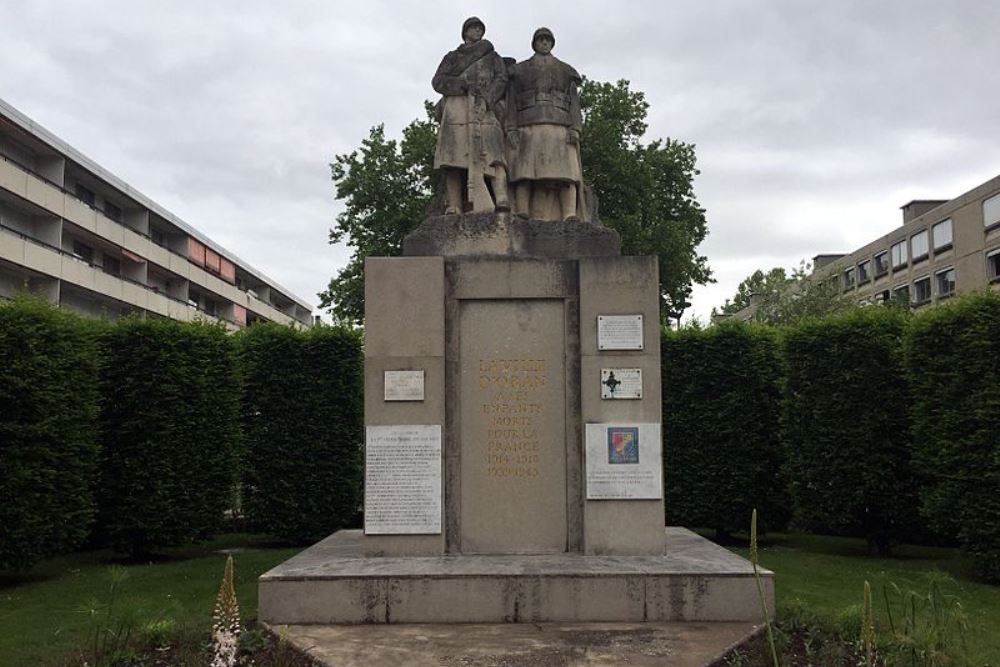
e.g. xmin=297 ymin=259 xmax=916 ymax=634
xmin=466 ymin=90 xmax=494 ymax=212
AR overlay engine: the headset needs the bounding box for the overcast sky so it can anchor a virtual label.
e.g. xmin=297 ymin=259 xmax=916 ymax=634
xmin=2 ymin=0 xmax=998 ymax=321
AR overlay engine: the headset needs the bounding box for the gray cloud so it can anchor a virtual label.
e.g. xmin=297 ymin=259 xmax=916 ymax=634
xmin=1 ymin=0 xmax=997 ymax=319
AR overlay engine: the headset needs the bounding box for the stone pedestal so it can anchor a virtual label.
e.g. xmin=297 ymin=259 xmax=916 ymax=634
xmin=259 ymin=213 xmax=773 ymax=626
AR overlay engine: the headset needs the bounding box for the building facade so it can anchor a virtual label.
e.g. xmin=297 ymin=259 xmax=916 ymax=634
xmin=0 ymin=98 xmax=312 ymax=328
xmin=816 ymin=175 xmax=1000 ymax=308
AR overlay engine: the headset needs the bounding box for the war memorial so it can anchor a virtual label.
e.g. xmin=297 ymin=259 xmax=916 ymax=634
xmin=259 ymin=17 xmax=773 ymax=664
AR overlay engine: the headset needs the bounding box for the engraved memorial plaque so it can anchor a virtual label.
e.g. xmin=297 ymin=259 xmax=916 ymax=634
xmin=460 ymin=299 xmax=567 ymax=554
xmin=384 ymin=370 xmax=425 ymax=401
xmin=597 ymin=314 xmax=644 ymax=350
xmin=365 ymin=424 xmax=442 ymax=534
xmin=601 ymin=368 xmax=642 ymax=399
xmin=585 ymin=423 xmax=662 ymax=499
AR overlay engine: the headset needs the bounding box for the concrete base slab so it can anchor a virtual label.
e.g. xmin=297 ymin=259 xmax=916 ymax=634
xmin=259 ymin=528 xmax=773 ymax=624
xmin=272 ymin=621 xmax=761 ymax=667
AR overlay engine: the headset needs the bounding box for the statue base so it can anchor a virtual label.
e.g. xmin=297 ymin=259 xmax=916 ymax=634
xmin=402 ymin=212 xmax=621 ymax=259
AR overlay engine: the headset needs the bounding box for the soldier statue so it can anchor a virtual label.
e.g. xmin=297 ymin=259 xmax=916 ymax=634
xmin=432 ymin=17 xmax=510 ymax=214
xmin=506 ymin=27 xmax=584 ymax=221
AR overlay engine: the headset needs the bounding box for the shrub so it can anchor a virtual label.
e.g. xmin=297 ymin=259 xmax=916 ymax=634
xmin=904 ymin=292 xmax=1000 ymax=581
xmin=781 ymin=307 xmax=918 ymax=554
xmin=239 ymin=324 xmax=363 ymax=543
xmin=96 ymin=318 xmax=240 ymax=556
xmin=0 ymin=297 xmax=102 ymax=569
xmin=662 ymin=322 xmax=787 ymax=535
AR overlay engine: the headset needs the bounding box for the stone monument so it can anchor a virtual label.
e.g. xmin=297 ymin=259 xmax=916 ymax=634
xmin=259 ymin=19 xmax=772 ymax=627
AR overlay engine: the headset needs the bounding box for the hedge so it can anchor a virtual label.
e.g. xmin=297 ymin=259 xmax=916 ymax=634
xmin=239 ymin=324 xmax=363 ymax=543
xmin=662 ymin=322 xmax=787 ymax=535
xmin=96 ymin=318 xmax=241 ymax=556
xmin=781 ymin=308 xmax=919 ymax=554
xmin=0 ymin=297 xmax=102 ymax=569
xmin=904 ymin=292 xmax=1000 ymax=581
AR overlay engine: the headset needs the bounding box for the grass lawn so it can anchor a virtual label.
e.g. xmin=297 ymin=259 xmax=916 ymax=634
xmin=727 ymin=532 xmax=1000 ymax=665
xmin=2 ymin=532 xmax=998 ymax=666
xmin=0 ymin=534 xmax=298 ymax=666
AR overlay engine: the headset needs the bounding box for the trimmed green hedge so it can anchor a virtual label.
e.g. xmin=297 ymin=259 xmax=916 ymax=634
xmin=239 ymin=324 xmax=363 ymax=544
xmin=781 ymin=308 xmax=919 ymax=554
xmin=0 ymin=298 xmax=101 ymax=569
xmin=96 ymin=319 xmax=241 ymax=556
xmin=662 ymin=322 xmax=787 ymax=535
xmin=905 ymin=292 xmax=1000 ymax=581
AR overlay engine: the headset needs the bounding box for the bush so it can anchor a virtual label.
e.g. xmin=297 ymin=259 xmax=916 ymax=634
xmin=96 ymin=318 xmax=240 ymax=556
xmin=662 ymin=322 xmax=787 ymax=535
xmin=239 ymin=324 xmax=363 ymax=543
xmin=0 ymin=297 xmax=102 ymax=569
xmin=781 ymin=307 xmax=918 ymax=554
xmin=904 ymin=292 xmax=1000 ymax=581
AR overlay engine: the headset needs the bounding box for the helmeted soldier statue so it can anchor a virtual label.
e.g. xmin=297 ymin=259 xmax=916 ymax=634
xmin=432 ymin=17 xmax=510 ymax=214
xmin=506 ymin=27 xmax=583 ymax=221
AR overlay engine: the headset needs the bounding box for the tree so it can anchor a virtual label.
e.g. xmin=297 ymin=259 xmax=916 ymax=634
xmin=714 ymin=261 xmax=855 ymax=325
xmin=579 ymin=79 xmax=712 ymax=322
xmin=320 ymin=80 xmax=712 ymax=324
xmin=318 ymin=104 xmax=437 ymax=325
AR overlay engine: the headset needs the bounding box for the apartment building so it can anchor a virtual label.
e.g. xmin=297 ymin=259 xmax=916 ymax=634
xmin=0 ymin=97 xmax=312 ymax=328
xmin=815 ymin=174 xmax=1000 ymax=307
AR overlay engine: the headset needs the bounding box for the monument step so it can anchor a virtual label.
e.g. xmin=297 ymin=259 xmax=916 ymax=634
xmin=258 ymin=527 xmax=774 ymax=624
xmin=267 ymin=620 xmax=764 ymax=667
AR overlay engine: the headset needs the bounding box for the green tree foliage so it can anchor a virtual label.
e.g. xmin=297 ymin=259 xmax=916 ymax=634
xmin=580 ymin=79 xmax=711 ymax=321
xmin=239 ymin=324 xmax=363 ymax=543
xmin=904 ymin=292 xmax=1000 ymax=581
xmin=781 ymin=308 xmax=918 ymax=554
xmin=0 ymin=297 xmax=101 ymax=570
xmin=320 ymin=80 xmax=712 ymax=324
xmin=318 ymin=105 xmax=438 ymax=324
xmin=96 ymin=319 xmax=240 ymax=557
xmin=662 ymin=322 xmax=787 ymax=536
xmin=715 ymin=262 xmax=854 ymax=325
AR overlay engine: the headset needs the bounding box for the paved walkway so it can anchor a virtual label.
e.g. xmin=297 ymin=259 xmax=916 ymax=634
xmin=275 ymin=621 xmax=760 ymax=667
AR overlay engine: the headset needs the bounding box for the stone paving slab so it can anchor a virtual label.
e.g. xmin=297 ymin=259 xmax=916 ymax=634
xmin=274 ymin=621 xmax=761 ymax=667
xmin=260 ymin=527 xmax=769 ymax=581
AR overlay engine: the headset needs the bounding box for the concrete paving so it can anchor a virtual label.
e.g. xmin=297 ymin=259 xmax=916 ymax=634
xmin=274 ymin=621 xmax=761 ymax=667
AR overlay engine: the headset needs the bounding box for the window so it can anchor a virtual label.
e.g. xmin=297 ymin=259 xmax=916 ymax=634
xmin=891 ymin=240 xmax=907 ymax=268
xmin=874 ymin=289 xmax=891 ymax=303
xmin=103 ymin=256 xmax=121 ymax=276
xmin=874 ymin=251 xmax=889 ymax=277
xmin=936 ymin=267 xmax=955 ymax=297
xmin=104 ymin=201 xmax=123 ymax=222
xmin=151 ymin=228 xmax=165 ymax=246
xmin=72 ymin=239 xmax=93 ymax=263
xmin=985 ymin=194 xmax=1000 ymax=229
xmin=843 ymin=267 xmax=855 ymax=289
xmin=912 ymin=276 xmax=931 ymax=305
xmin=911 ymin=230 xmax=929 ymax=261
xmin=988 ymin=248 xmax=1000 ymax=283
xmin=74 ymin=183 xmax=95 ymax=207
xmin=932 ymin=219 xmax=953 ymax=251
xmin=857 ymin=259 xmax=871 ymax=284
xmin=893 ymin=284 xmax=910 ymax=304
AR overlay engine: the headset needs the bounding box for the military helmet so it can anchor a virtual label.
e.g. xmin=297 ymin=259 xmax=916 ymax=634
xmin=532 ymin=27 xmax=555 ymax=49
xmin=462 ymin=16 xmax=485 ymax=38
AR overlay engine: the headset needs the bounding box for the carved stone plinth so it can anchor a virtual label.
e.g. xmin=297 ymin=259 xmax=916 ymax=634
xmin=402 ymin=212 xmax=621 ymax=259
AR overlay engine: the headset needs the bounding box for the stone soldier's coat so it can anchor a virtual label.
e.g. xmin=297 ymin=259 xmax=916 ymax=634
xmin=507 ymin=53 xmax=583 ymax=184
xmin=432 ymin=39 xmax=507 ymax=171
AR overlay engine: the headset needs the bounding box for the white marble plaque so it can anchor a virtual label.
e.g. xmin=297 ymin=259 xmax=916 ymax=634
xmin=585 ymin=423 xmax=662 ymax=499
xmin=384 ymin=370 xmax=425 ymax=401
xmin=365 ymin=425 xmax=441 ymax=534
xmin=601 ymin=368 xmax=642 ymax=399
xmin=597 ymin=315 xmax=644 ymax=350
